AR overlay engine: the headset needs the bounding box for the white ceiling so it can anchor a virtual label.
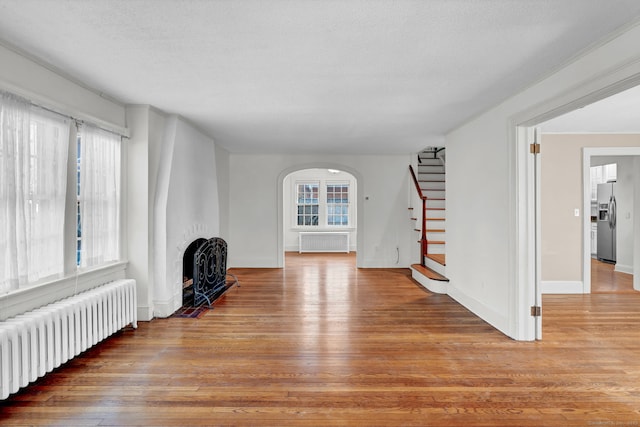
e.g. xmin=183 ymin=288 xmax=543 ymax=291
xmin=540 ymin=84 xmax=640 ymax=133
xmin=0 ymin=1 xmax=639 ymax=154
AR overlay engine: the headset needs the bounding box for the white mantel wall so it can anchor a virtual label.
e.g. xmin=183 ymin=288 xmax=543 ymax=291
xmin=151 ymin=116 xmax=223 ymax=317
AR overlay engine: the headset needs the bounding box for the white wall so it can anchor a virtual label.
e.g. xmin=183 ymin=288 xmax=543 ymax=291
xmin=0 ymin=43 xmax=125 ymax=132
xmin=283 ymin=168 xmax=357 ymax=252
xmin=228 ymin=154 xmax=413 ymax=268
xmin=215 ymin=144 xmax=231 ymax=241
xmin=445 ymin=23 xmax=640 ymax=340
xmin=125 ymin=105 xmax=153 ymax=320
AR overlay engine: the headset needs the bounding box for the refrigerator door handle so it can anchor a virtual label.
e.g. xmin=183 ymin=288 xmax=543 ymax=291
xmin=610 ymin=196 xmax=617 ymax=229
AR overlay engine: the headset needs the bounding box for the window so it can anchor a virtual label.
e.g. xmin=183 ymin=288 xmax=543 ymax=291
xmin=294 ymin=180 xmax=350 ymax=228
xmin=1 ymin=92 xmax=70 ymax=293
xmin=296 ymin=182 xmax=319 ymax=226
xmin=27 ymin=113 xmax=70 ymax=280
xmin=1 ymin=90 xmax=123 ymax=295
xmin=76 ymin=135 xmax=82 ymax=265
xmin=326 ymin=183 xmax=349 ymax=226
xmin=78 ymin=124 xmax=121 ymax=268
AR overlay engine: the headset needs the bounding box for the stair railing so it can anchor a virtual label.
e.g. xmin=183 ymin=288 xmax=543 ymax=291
xmin=409 ymin=165 xmax=428 ymax=267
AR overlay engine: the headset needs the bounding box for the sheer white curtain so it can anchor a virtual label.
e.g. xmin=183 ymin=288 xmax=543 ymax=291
xmin=0 ymin=93 xmax=70 ymax=294
xmin=28 ymin=110 xmax=71 ymax=280
xmin=0 ymin=92 xmax=31 ymax=293
xmin=79 ymin=124 xmax=121 ymax=268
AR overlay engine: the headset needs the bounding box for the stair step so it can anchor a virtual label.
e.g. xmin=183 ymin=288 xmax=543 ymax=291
xmin=411 ymin=264 xmax=449 ymax=282
xmin=424 ymin=256 xmax=446 ymax=276
xmin=426 ymin=253 xmax=446 ymax=266
xmin=420 ymin=182 xmax=445 ymax=190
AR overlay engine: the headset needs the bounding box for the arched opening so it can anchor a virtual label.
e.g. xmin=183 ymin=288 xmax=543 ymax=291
xmin=277 ymin=164 xmax=363 ymax=268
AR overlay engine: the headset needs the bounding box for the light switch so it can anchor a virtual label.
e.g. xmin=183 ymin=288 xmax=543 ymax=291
xmin=574 ymin=209 xmax=580 ymax=217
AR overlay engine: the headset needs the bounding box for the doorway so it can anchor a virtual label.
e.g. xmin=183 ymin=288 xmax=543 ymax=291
xmin=518 ymin=83 xmax=640 ymax=339
xmin=278 ymin=166 xmax=361 ymax=268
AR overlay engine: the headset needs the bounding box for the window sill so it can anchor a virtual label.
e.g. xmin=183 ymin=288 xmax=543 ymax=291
xmin=292 ymin=227 xmax=355 ymax=232
xmin=0 ymin=260 xmax=128 ymax=321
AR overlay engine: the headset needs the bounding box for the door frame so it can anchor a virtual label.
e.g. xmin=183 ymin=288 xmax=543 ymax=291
xmin=582 ymin=147 xmax=640 ymax=293
xmin=511 ymin=72 xmax=640 ymax=340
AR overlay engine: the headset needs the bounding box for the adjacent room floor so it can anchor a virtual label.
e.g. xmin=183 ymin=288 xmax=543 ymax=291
xmin=1 ymin=253 xmax=639 ymax=426
xmin=591 ymin=257 xmax=636 ymax=293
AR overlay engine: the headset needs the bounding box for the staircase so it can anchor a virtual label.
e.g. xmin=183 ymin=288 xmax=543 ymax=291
xmin=409 ymin=147 xmax=448 ymax=293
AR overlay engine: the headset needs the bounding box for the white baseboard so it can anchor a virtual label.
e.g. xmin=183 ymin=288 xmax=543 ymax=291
xmin=614 ymin=264 xmax=633 ymax=275
xmin=137 ymin=306 xmax=154 ymax=321
xmin=541 ymin=281 xmax=584 ymax=294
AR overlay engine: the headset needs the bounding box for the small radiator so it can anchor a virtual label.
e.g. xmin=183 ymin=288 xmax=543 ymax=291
xmin=0 ymin=279 xmax=137 ymax=400
xmin=299 ymin=232 xmax=350 ymax=253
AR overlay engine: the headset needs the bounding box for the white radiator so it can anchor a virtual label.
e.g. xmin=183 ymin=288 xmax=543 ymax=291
xmin=0 ymin=279 xmax=137 ymax=400
xmin=299 ymin=232 xmax=350 ymax=253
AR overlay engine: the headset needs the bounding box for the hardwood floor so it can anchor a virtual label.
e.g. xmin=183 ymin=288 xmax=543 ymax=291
xmin=2 ymin=252 xmax=640 ymax=426
xmin=591 ymin=258 xmax=636 ymax=293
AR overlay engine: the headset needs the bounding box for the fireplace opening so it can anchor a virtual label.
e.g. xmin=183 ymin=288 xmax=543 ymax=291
xmin=181 ymin=237 xmax=239 ymax=308
xmin=182 ymin=238 xmax=207 ymax=306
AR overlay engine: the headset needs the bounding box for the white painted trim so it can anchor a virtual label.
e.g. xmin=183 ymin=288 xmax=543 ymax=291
xmin=509 ymin=125 xmax=538 ymax=341
xmin=582 ymin=147 xmax=640 ymax=294
xmin=0 ymin=261 xmax=127 ymax=321
xmin=541 ymin=281 xmax=584 ymax=294
xmin=615 ymin=264 xmax=634 ymax=275
xmin=410 ymin=267 xmax=448 ymax=294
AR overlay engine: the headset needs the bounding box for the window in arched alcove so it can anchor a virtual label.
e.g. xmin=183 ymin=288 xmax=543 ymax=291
xmin=282 ymin=168 xmax=357 ymax=254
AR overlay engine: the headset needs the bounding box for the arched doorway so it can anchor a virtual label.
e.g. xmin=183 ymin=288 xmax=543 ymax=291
xmin=277 ymin=164 xmax=363 ymax=268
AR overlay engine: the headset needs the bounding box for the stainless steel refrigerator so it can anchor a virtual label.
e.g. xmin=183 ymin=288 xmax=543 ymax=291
xmin=596 ymin=182 xmax=617 ymax=263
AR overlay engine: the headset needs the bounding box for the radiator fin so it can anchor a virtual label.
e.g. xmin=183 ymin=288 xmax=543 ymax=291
xmin=0 ymin=279 xmax=137 ymax=400
xmin=299 ymin=232 xmax=350 ymax=253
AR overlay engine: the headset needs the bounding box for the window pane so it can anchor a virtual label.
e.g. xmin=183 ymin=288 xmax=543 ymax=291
xmin=296 ymin=181 xmax=319 ymax=227
xmin=326 ymin=183 xmax=349 ymax=227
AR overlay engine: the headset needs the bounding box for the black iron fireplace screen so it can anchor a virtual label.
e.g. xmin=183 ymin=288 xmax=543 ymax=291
xmin=190 ymin=237 xmax=238 ymax=307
